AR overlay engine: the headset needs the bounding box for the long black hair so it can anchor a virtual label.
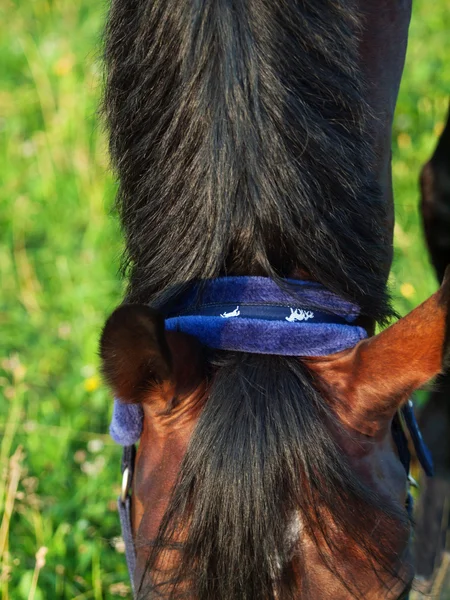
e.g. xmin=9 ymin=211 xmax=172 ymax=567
xmin=102 ymin=0 xmax=404 ymax=597
xmin=138 ymin=354 xmax=408 ymax=599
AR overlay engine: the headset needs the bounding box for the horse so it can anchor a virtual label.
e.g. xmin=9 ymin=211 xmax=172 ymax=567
xmin=414 ymin=103 xmax=450 ymax=583
xmin=99 ymin=0 xmax=450 ymax=597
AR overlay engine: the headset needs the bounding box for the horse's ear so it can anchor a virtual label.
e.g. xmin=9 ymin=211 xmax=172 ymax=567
xmin=307 ymin=266 xmax=450 ymax=436
xmin=100 ymin=305 xmax=174 ymax=404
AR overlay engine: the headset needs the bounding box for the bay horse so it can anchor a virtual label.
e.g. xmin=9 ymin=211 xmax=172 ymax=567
xmin=414 ymin=103 xmax=450 ymax=582
xmin=99 ymin=0 xmax=450 ymax=598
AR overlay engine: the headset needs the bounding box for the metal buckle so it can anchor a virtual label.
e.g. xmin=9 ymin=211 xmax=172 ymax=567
xmin=408 ymin=474 xmax=419 ymax=489
xmin=120 ymin=466 xmax=130 ymax=504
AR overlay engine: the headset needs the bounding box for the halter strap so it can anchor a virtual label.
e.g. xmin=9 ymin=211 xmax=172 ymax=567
xmin=118 ymin=444 xmax=136 ymax=596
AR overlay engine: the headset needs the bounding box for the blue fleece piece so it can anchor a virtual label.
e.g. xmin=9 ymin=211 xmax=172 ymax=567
xmin=110 ymin=277 xmax=366 ymax=445
xmin=110 ymin=401 xmax=143 ymax=447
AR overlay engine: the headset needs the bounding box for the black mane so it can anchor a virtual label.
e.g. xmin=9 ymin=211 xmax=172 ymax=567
xmin=103 ymin=0 xmax=392 ymax=322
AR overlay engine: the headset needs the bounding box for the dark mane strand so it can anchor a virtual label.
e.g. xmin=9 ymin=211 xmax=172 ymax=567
xmin=103 ymin=0 xmax=393 ymax=322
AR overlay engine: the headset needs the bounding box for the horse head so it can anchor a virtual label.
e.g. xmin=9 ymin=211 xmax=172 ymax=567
xmin=100 ymin=268 xmax=450 ymax=599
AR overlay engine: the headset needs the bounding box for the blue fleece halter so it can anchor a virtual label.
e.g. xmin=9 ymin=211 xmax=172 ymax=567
xmin=163 ymin=277 xmax=366 ymax=355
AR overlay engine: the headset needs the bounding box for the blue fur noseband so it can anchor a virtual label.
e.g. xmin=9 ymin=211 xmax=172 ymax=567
xmin=110 ymin=277 xmax=367 ymax=445
xmin=163 ymin=277 xmax=367 ymax=355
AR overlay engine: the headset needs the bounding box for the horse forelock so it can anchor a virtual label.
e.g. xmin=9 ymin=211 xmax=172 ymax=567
xmin=133 ymin=353 xmax=410 ymax=600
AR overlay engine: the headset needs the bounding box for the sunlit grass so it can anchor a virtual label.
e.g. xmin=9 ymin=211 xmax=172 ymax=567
xmin=0 ymin=0 xmax=449 ymax=597
xmin=0 ymin=1 xmax=127 ymax=597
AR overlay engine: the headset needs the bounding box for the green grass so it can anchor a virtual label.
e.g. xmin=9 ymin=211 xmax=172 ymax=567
xmin=0 ymin=1 xmax=449 ymax=598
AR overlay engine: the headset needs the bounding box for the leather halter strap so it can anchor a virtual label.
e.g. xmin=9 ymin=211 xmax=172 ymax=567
xmin=118 ymin=444 xmax=137 ymax=597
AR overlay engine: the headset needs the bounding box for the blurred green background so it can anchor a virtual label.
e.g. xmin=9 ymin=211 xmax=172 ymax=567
xmin=0 ymin=0 xmax=449 ymax=598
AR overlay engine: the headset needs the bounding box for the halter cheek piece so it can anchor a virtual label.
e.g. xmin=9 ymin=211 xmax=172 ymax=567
xmin=111 ymin=278 xmax=433 ymax=598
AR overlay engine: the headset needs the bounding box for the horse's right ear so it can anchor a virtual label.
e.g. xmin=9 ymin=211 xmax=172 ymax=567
xmin=307 ymin=265 xmax=450 ymax=436
xmin=100 ymin=305 xmax=173 ymax=404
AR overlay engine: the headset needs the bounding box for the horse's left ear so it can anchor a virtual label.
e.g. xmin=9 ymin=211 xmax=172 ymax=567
xmin=307 ymin=266 xmax=450 ymax=436
xmin=100 ymin=304 xmax=203 ymax=410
